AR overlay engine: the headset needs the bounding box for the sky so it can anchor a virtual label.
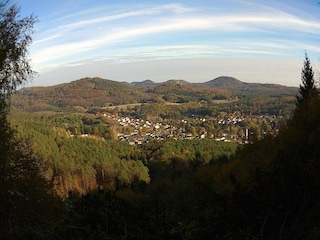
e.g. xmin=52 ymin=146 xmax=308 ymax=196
xmin=15 ymin=0 xmax=320 ymax=87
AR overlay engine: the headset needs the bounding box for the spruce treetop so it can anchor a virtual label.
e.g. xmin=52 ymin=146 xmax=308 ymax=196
xmin=296 ymin=53 xmax=317 ymax=106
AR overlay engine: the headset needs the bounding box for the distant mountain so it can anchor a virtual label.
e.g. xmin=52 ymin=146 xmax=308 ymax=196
xmin=152 ymin=81 xmax=232 ymax=102
xmin=199 ymin=76 xmax=298 ymax=98
xmin=131 ymin=79 xmax=192 ymax=89
xmin=11 ymin=76 xmax=298 ymax=111
xmin=204 ymin=76 xmax=245 ymax=88
xmin=131 ymin=79 xmax=155 ymax=85
xmin=130 ymin=79 xmax=159 ymax=89
xmin=12 ymin=77 xmax=154 ymax=111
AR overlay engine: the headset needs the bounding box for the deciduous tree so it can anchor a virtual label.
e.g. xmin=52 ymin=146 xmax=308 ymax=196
xmin=0 ymin=0 xmax=36 ymax=97
xmin=0 ymin=1 xmax=62 ymax=238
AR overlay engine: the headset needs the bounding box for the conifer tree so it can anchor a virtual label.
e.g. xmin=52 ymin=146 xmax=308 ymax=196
xmin=295 ymin=52 xmax=317 ymax=108
xmin=291 ymin=53 xmax=319 ymax=137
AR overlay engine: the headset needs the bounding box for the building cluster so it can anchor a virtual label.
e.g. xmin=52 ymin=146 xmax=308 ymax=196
xmin=101 ymin=113 xmax=279 ymax=145
xmin=115 ymin=116 xmax=197 ymax=145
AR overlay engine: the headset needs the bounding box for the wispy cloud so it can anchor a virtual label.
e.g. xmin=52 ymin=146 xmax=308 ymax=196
xmin=30 ymin=1 xmax=320 ymax=76
xmin=57 ymin=4 xmax=191 ymax=31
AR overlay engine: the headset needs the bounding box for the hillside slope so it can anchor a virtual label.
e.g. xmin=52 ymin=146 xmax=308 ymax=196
xmin=11 ymin=76 xmax=298 ymax=111
xmin=153 ymin=81 xmax=233 ymax=102
xmin=199 ymin=76 xmax=297 ymax=97
xmin=12 ymin=77 xmax=154 ymax=111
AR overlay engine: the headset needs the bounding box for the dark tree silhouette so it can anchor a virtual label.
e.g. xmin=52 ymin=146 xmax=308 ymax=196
xmin=296 ymin=53 xmax=317 ymax=108
xmin=0 ymin=1 xmax=62 ymax=239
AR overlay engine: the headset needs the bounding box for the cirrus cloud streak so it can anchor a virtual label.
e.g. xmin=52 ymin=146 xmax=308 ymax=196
xmin=22 ymin=0 xmax=320 ymax=86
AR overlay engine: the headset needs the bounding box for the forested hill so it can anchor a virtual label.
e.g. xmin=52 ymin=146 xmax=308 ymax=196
xmin=151 ymin=81 xmax=233 ymax=102
xmin=12 ymin=77 xmax=155 ymax=111
xmin=199 ymin=76 xmax=298 ymax=97
xmin=11 ymin=76 xmax=298 ymax=111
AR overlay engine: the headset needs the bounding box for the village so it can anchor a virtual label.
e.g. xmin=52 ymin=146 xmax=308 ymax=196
xmin=100 ymin=112 xmax=280 ymax=145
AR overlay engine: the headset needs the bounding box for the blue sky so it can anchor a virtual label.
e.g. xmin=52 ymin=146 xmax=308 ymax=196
xmin=16 ymin=0 xmax=320 ymax=87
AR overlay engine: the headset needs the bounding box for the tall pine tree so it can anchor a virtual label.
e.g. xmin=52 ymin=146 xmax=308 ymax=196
xmin=295 ymin=52 xmax=317 ymax=109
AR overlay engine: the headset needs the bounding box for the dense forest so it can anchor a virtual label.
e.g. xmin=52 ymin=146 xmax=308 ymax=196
xmin=1 ymin=2 xmax=320 ymax=240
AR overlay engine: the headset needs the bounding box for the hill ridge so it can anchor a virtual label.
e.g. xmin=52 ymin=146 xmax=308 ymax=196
xmin=12 ymin=76 xmax=298 ymax=111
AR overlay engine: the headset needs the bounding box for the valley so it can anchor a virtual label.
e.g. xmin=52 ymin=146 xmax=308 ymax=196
xmin=11 ymin=76 xmax=296 ymax=146
xmin=2 ymin=1 xmax=320 ymax=238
